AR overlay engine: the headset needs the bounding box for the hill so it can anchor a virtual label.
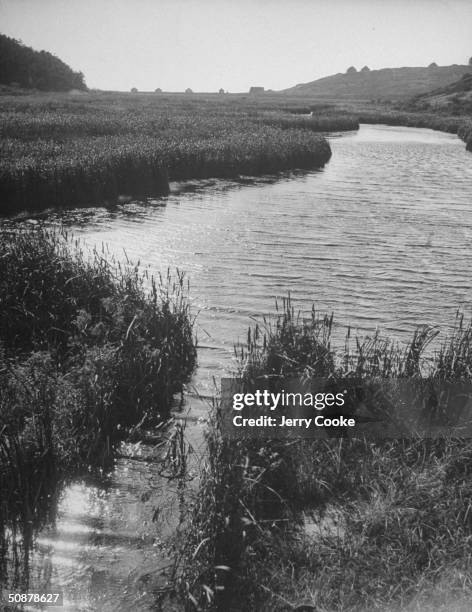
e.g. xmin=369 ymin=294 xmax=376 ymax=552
xmin=0 ymin=33 xmax=86 ymax=91
xmin=407 ymin=73 xmax=472 ymax=114
xmin=282 ymin=64 xmax=472 ymax=101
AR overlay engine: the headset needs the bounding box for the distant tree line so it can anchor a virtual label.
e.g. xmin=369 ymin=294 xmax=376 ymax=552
xmin=0 ymin=33 xmax=86 ymax=91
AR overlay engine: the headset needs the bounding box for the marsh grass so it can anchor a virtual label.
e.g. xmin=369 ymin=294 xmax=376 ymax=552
xmin=181 ymin=298 xmax=472 ymax=611
xmin=260 ymin=111 xmax=359 ymax=133
xmin=0 ymin=93 xmax=340 ymax=214
xmin=2 ymin=93 xmax=469 ymax=215
xmin=0 ymin=224 xmax=196 ymax=585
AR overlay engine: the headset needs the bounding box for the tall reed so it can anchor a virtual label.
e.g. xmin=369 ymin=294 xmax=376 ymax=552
xmin=181 ymin=298 xmax=472 ymax=611
xmin=0 ymin=225 xmax=197 ymax=586
xmin=0 ymin=93 xmax=340 ymax=214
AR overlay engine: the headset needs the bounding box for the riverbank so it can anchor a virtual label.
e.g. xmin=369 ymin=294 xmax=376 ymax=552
xmin=355 ymin=108 xmax=472 ymax=151
xmin=178 ymin=299 xmax=472 ymax=611
xmin=0 ymin=93 xmax=343 ymax=215
xmin=0 ymin=225 xmax=196 ymax=585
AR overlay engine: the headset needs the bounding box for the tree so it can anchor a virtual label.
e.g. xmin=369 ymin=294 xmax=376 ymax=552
xmin=346 ymin=66 xmax=357 ymax=74
xmin=428 ymin=62 xmax=438 ymax=68
xmin=154 ymin=87 xmax=162 ymax=93
xmin=130 ymin=87 xmax=138 ymax=93
xmin=360 ymin=65 xmax=370 ymax=72
xmin=185 ymin=88 xmax=193 ymax=94
xmin=0 ymin=33 xmax=87 ymax=91
xmin=469 ymin=57 xmax=472 ymax=66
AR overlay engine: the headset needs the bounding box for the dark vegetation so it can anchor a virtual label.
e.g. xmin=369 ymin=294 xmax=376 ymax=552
xmin=0 ymin=34 xmax=86 ymax=92
xmin=0 ymin=225 xmax=196 ymax=584
xmin=283 ymin=63 xmax=472 ymax=101
xmin=179 ymin=299 xmax=472 ymax=611
xmin=0 ymin=93 xmax=343 ymax=215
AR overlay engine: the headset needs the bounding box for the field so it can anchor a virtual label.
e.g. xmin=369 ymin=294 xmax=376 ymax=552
xmin=0 ymin=92 xmax=353 ymax=215
xmin=1 ymin=91 xmax=471 ymax=215
xmin=178 ymin=300 xmax=472 ymax=611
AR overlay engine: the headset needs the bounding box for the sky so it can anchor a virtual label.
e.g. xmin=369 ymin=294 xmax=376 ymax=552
xmin=1 ymin=0 xmax=471 ymax=92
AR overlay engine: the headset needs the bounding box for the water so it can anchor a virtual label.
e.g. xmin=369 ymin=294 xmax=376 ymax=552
xmin=6 ymin=124 xmax=472 ymax=610
xmin=57 ymin=124 xmax=472 ymax=392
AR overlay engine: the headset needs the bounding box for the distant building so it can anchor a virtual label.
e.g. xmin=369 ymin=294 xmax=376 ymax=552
xmin=249 ymin=86 xmax=264 ymax=94
xmin=219 ymin=88 xmax=225 ymax=94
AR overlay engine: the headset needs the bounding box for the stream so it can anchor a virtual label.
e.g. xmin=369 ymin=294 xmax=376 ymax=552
xmin=4 ymin=124 xmax=472 ymax=610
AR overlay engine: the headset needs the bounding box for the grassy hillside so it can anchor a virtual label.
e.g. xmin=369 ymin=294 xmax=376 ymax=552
xmin=0 ymin=33 xmax=86 ymax=91
xmin=407 ymin=73 xmax=472 ymax=114
xmin=283 ymin=64 xmax=472 ymax=101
